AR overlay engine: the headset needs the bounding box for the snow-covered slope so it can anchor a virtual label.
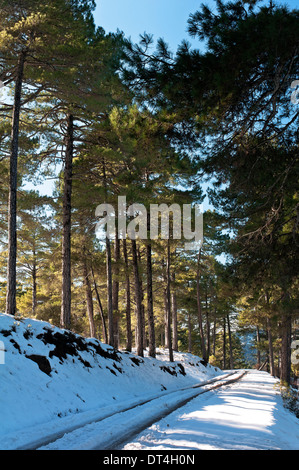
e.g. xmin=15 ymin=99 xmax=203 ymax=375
xmin=0 ymin=313 xmax=223 ymax=449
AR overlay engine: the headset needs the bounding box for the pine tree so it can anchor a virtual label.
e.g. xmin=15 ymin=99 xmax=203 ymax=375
xmin=0 ymin=0 xmax=98 ymax=316
xmin=123 ymin=0 xmax=299 ymax=382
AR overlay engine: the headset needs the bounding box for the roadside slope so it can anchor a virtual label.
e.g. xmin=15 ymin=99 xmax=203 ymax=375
xmin=0 ymin=313 xmax=222 ymax=449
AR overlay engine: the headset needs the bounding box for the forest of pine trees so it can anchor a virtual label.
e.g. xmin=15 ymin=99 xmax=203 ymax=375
xmin=0 ymin=0 xmax=298 ymax=384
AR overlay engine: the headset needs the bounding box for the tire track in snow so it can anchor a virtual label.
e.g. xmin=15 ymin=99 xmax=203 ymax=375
xmin=37 ymin=370 xmax=247 ymax=450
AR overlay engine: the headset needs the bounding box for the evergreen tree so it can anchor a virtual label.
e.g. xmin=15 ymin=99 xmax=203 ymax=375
xmin=0 ymin=0 xmax=98 ymax=316
xmin=124 ymin=0 xmax=298 ymax=381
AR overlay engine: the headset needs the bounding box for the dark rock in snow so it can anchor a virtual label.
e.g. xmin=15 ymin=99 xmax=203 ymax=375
xmin=25 ymin=354 xmax=52 ymax=376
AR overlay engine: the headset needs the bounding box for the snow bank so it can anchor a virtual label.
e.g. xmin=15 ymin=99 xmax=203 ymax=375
xmin=0 ymin=313 xmax=222 ymax=448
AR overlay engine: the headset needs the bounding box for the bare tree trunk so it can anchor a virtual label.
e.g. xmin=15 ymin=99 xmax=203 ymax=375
xmin=227 ymin=314 xmax=234 ymax=369
xmin=60 ymin=113 xmax=73 ymax=330
xmin=101 ymin=157 xmax=114 ymax=346
xmin=122 ymin=239 xmax=132 ymax=352
xmin=166 ymin=240 xmax=173 ymax=362
xmin=142 ymin=302 xmax=146 ymax=349
xmin=265 ymin=292 xmax=275 ymax=377
xmin=212 ymin=313 xmax=217 ymax=356
xmin=146 ymin=225 xmax=156 ymax=357
xmin=162 ymin=257 xmax=168 ymax=348
xmin=32 ymin=248 xmax=37 ymax=316
xmin=171 ymin=272 xmax=178 ymax=352
xmin=277 ymin=350 xmax=281 ymax=379
xmin=188 ymin=312 xmax=192 ymax=353
xmin=6 ymin=50 xmax=26 ymax=316
xmin=223 ymin=317 xmax=226 ymax=370
xmin=280 ymin=307 xmax=292 ymax=385
xmin=267 ymin=317 xmax=275 ymax=377
xmin=138 ymin=247 xmax=147 ymax=350
xmin=256 ymin=325 xmax=261 ymax=369
xmin=91 ymin=265 xmax=107 ymax=344
xmin=164 ymin=289 xmax=168 ymax=348
xmin=112 ymin=233 xmax=120 ymax=348
xmin=205 ymin=289 xmax=210 ymax=361
xmin=83 ymin=258 xmax=96 ymax=338
xmin=196 ymin=248 xmax=207 ymax=362
xmin=106 ymin=236 xmax=114 ymax=346
xmin=131 ymin=239 xmax=143 ymax=357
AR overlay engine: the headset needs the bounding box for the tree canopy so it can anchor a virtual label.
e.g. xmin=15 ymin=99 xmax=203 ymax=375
xmin=0 ymin=0 xmax=298 ymax=385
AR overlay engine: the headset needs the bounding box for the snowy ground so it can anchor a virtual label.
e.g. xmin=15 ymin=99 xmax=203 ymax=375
xmin=0 ymin=313 xmax=222 ymax=450
xmin=1 ymin=313 xmax=298 ymax=451
xmin=122 ymin=371 xmax=299 ymax=450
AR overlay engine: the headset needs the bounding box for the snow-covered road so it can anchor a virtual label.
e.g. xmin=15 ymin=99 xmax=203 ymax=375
xmin=38 ymin=371 xmax=245 ymax=450
xmin=38 ymin=370 xmax=299 ymax=451
xmin=2 ymin=314 xmax=298 ymax=451
xmin=122 ymin=371 xmax=299 ymax=450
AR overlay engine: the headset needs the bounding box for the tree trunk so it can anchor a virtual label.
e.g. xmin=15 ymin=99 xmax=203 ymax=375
xmin=60 ymin=113 xmax=74 ymax=330
xmin=223 ymin=317 xmax=226 ymax=370
xmin=256 ymin=326 xmax=261 ymax=368
xmin=131 ymin=239 xmax=143 ymax=357
xmin=212 ymin=314 xmax=217 ymax=356
xmin=138 ymin=247 xmax=147 ymax=350
xmin=122 ymin=238 xmax=132 ymax=352
xmin=106 ymin=236 xmax=114 ymax=346
xmin=227 ymin=314 xmax=234 ymax=369
xmin=163 ymin=288 xmax=168 ymax=348
xmin=188 ymin=312 xmax=192 ymax=353
xmin=91 ymin=265 xmax=107 ymax=344
xmin=32 ymin=251 xmax=37 ymax=317
xmin=196 ymin=248 xmax=207 ymax=362
xmin=205 ymin=289 xmax=210 ymax=361
xmin=6 ymin=50 xmax=26 ymax=316
xmin=83 ymin=258 xmax=96 ymax=338
xmin=265 ymin=292 xmax=275 ymax=377
xmin=280 ymin=311 xmax=292 ymax=385
xmin=146 ymin=230 xmax=156 ymax=357
xmin=101 ymin=157 xmax=114 ymax=346
xmin=165 ymin=240 xmax=173 ymax=362
xmin=267 ymin=317 xmax=275 ymax=377
xmin=171 ymin=272 xmax=178 ymax=352
xmin=112 ymin=233 xmax=120 ymax=349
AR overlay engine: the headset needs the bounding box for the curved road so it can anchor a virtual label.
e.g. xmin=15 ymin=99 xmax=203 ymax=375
xmin=122 ymin=370 xmax=299 ymax=451
xmin=38 ymin=371 xmax=246 ymax=450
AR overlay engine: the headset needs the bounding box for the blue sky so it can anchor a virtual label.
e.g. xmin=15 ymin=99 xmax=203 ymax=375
xmin=94 ymin=0 xmax=299 ymax=52
xmin=94 ymin=0 xmax=201 ymax=51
